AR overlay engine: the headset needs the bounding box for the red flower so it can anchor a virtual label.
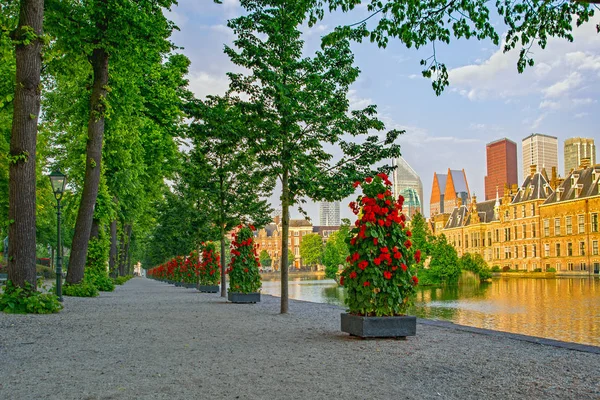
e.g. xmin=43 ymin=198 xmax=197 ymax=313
xmin=391 ymin=266 xmax=398 ymax=271
xmin=244 ymin=268 xmax=249 ymax=273
xmin=353 ymin=181 xmax=361 ymax=188
xmin=404 ymin=239 xmax=412 ymax=249
xmin=377 ymin=193 xmax=384 ymax=200
xmin=349 ymin=271 xmax=357 ymax=279
xmin=373 ymin=258 xmax=382 ymax=266
xmin=378 ymin=219 xmax=384 ymax=226
xmin=401 ymin=263 xmax=407 ymax=272
xmin=365 ymin=177 xmax=373 ymax=184
xmin=340 ymin=276 xmax=345 ymax=286
xmin=351 ymin=252 xmax=360 ymax=261
xmin=406 ymin=230 xmax=412 ymax=237
xmin=383 ymin=271 xmax=392 ymax=280
xmin=412 ymin=276 xmax=419 ymax=285
xmin=358 ymin=261 xmax=368 ymax=270
xmin=380 ymin=247 xmax=389 ymax=253
xmin=415 ymin=250 xmax=421 ymax=263
xmin=393 ymin=252 xmax=401 ymax=260
xmin=350 ymin=237 xmax=356 ymax=246
xmin=377 ymin=172 xmax=388 ymax=181
xmin=249 ymin=225 xmax=256 ymax=231
xmin=373 ymin=237 xmax=378 ymax=246
xmin=363 ymin=281 xmax=370 ymax=287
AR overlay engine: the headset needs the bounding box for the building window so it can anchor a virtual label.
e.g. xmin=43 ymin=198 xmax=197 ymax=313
xmin=523 ymin=246 xmax=527 ymax=258
xmin=592 ymin=214 xmax=598 ymax=232
xmin=458 ymin=235 xmax=461 ymax=247
xmin=568 ymin=262 xmax=574 ymax=271
xmin=544 ymin=244 xmax=550 ymax=257
xmin=531 ymin=204 xmax=535 ymax=216
xmin=580 ymin=262 xmax=587 ymax=271
xmin=495 ymin=247 xmax=500 ymax=259
xmin=487 ymin=232 xmax=492 ymax=246
xmin=521 ymin=205 xmax=526 ymax=218
xmin=514 ymin=246 xmax=519 ymax=258
xmin=522 ymin=224 xmax=527 ymax=239
xmin=532 ymin=223 xmax=536 ymax=238
xmin=465 ymin=235 xmax=469 ymax=248
xmin=578 ymin=215 xmax=585 ymax=234
xmin=504 ymin=247 xmax=511 ymax=259
xmin=567 ymin=242 xmax=573 ymax=256
xmin=294 ymin=231 xmax=299 ymax=236
xmin=532 ymin=244 xmax=537 ymax=257
xmin=566 ymin=216 xmax=572 ymax=235
xmin=593 ymin=241 xmax=598 ymax=256
xmin=554 ymin=218 xmax=561 ymax=236
xmin=544 ymin=219 xmax=550 ymax=237
xmin=294 ymin=246 xmax=299 ymax=256
xmin=494 ymin=229 xmax=499 ymax=242
xmin=513 ymin=207 xmax=517 ymax=219
xmin=555 ymin=243 xmax=561 ymax=257
xmin=504 ymin=228 xmax=511 ymax=242
xmin=556 ymin=262 xmax=561 ymax=271
xmin=580 ymin=241 xmax=585 ymax=256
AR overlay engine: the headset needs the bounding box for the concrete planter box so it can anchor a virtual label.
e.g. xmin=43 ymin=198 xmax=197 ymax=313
xmin=198 ymin=285 xmax=219 ymax=293
xmin=228 ymin=292 xmax=260 ymax=303
xmin=174 ymin=282 xmax=184 ymax=287
xmin=341 ymin=313 xmax=416 ymax=338
xmin=183 ymin=283 xmax=197 ymax=289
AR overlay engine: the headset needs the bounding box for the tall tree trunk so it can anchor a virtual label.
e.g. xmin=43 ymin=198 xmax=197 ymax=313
xmin=8 ymin=0 xmax=44 ymax=289
xmin=66 ymin=48 xmax=109 ymax=284
xmin=280 ymin=168 xmax=290 ymax=314
xmin=118 ymin=223 xmax=131 ymax=276
xmin=123 ymin=224 xmax=132 ymax=275
xmin=109 ymin=218 xmax=117 ymax=276
xmin=90 ymin=217 xmax=100 ymax=240
xmin=220 ymin=226 xmax=226 ymax=297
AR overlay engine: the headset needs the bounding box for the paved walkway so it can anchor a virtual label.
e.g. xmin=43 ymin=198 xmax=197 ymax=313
xmin=1 ymin=278 xmax=599 ymax=400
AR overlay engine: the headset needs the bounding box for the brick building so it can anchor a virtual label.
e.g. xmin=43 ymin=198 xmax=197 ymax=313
xmin=484 ymin=138 xmax=518 ymax=200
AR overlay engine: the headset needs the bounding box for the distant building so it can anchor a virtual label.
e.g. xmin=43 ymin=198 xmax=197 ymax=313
xmin=564 ymin=137 xmax=596 ymax=176
xmin=312 ymin=226 xmax=340 ymax=244
xmin=430 ymin=168 xmax=471 ymax=217
xmin=399 ymin=187 xmax=421 ymax=218
xmin=319 ymin=201 xmax=340 ymax=226
xmin=430 ymin=172 xmax=447 ymax=216
xmin=392 ymin=157 xmax=424 ymax=215
xmin=485 ymin=138 xmax=518 ymax=200
xmin=522 ymin=133 xmax=558 ymax=181
xmin=255 ymin=215 xmax=314 ymax=270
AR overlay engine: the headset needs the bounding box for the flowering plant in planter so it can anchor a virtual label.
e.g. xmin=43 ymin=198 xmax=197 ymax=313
xmin=340 ymin=173 xmax=419 ymax=317
xmin=198 ymin=243 xmax=220 ymax=286
xmin=227 ymin=225 xmax=261 ymax=294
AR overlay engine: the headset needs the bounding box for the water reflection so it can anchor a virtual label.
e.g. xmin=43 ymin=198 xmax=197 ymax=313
xmin=261 ymin=275 xmax=600 ymax=346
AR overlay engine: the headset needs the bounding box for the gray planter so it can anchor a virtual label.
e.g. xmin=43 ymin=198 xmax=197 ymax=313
xmin=198 ymin=285 xmax=219 ymax=293
xmin=183 ymin=283 xmax=197 ymax=289
xmin=228 ymin=292 xmax=260 ymax=303
xmin=174 ymin=282 xmax=183 ymax=287
xmin=341 ymin=313 xmax=416 ymax=338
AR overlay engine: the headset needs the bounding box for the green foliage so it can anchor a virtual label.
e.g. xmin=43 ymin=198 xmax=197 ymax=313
xmin=299 ymin=234 xmax=324 ymax=268
xmin=63 ymin=278 xmax=99 ymax=297
xmin=0 ymin=280 xmax=63 ymax=314
xmin=113 ymin=275 xmax=133 ymax=285
xmin=409 ymin=212 xmax=431 ymax=265
xmin=546 ymin=267 xmax=557 ymax=273
xmin=491 ymin=265 xmax=501 ymax=272
xmin=320 ymin=0 xmax=595 ymax=94
xmin=36 ymin=264 xmax=56 ymax=279
xmin=258 ymin=250 xmax=271 ymax=268
xmin=427 ymin=234 xmax=461 ymax=284
xmin=340 ymin=174 xmax=419 ymax=316
xmin=322 ymin=223 xmax=350 ymax=279
xmin=459 ymin=252 xmax=492 ymax=281
xmin=288 ymin=249 xmax=296 ymax=268
xmin=199 ymin=243 xmax=220 ymax=285
xmin=228 ymin=226 xmax=261 ymax=294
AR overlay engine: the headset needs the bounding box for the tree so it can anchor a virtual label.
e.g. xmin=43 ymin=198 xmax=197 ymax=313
xmin=288 ymin=249 xmax=295 ymax=269
xmin=299 ymin=233 xmax=323 ymax=270
xmin=322 ymin=225 xmax=350 ymax=279
xmin=46 ymin=0 xmax=178 ymax=285
xmin=184 ymin=95 xmax=272 ymax=297
xmin=258 ymin=250 xmax=271 ymax=268
xmin=427 ymin=234 xmax=461 ymax=284
xmin=409 ymin=212 xmax=431 ymax=266
xmin=227 ymin=0 xmax=402 ymax=313
xmin=459 ymin=252 xmax=492 ymax=281
xmin=7 ymin=0 xmax=44 ymax=289
xmin=319 ymin=1 xmax=597 ymax=94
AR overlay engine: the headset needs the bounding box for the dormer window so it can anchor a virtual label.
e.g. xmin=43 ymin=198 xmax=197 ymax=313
xmin=575 ymin=183 xmax=584 ymax=198
xmin=556 ymin=187 xmax=564 ymax=201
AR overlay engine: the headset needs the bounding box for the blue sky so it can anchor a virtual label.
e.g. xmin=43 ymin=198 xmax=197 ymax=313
xmin=167 ymin=1 xmax=600 ymax=221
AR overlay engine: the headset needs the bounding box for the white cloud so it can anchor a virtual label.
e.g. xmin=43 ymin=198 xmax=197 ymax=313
xmin=530 ymin=113 xmax=547 ymax=129
xmin=347 ymin=89 xmax=373 ymax=110
xmin=575 ymin=112 xmax=589 ymax=118
xmin=542 ymin=72 xmax=583 ymax=98
xmin=187 ymin=71 xmax=230 ymax=100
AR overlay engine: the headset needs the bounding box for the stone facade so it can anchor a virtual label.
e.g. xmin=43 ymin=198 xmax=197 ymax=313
xmin=436 ymin=164 xmax=600 ymax=275
xmin=255 ymin=216 xmax=316 ymax=270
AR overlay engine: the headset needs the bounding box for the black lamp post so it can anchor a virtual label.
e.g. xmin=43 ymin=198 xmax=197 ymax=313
xmin=49 ymin=170 xmax=66 ymax=302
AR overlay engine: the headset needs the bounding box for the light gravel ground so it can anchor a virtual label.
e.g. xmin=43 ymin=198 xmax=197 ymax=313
xmin=1 ymin=277 xmax=599 ymax=400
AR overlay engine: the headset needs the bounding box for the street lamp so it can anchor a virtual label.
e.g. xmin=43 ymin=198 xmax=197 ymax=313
xmin=49 ymin=170 xmax=67 ymax=302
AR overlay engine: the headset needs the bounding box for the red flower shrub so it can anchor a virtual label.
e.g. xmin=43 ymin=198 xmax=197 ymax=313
xmin=340 ymin=174 xmax=419 ymax=316
xmin=199 ymin=242 xmax=220 ymax=286
xmin=228 ymin=225 xmax=262 ymax=294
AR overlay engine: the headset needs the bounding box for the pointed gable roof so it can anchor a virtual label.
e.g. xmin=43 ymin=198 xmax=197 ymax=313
xmin=444 ymin=169 xmax=470 ymax=201
xmin=544 ymin=165 xmax=600 ymax=205
xmin=511 ymin=172 xmax=551 ymax=204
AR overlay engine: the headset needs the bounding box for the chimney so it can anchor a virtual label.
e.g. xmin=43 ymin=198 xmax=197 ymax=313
xmin=530 ymin=164 xmax=537 ymax=177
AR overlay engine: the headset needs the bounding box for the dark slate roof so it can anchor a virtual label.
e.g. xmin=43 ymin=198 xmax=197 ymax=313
xmin=450 ymin=170 xmax=469 ymax=193
xmin=544 ymin=165 xmax=600 ymax=205
xmin=290 ymin=219 xmax=312 ymax=227
xmin=257 ymin=223 xmax=278 ymax=237
xmin=473 ymin=199 xmax=497 ymax=223
xmin=312 ymin=226 xmax=340 ymax=234
xmin=444 ymin=205 xmax=469 ymax=229
xmin=511 ymin=172 xmax=551 ymax=204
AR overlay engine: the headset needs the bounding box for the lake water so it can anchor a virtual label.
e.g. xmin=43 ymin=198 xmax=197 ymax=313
xmin=261 ymin=274 xmax=600 ymax=346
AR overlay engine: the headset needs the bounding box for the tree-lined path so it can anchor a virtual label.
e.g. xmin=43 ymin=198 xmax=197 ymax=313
xmin=0 ymin=278 xmax=599 ymax=400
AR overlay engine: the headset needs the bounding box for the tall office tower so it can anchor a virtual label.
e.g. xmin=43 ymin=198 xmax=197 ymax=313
xmin=319 ymin=201 xmax=340 ymax=226
xmin=522 ymin=133 xmax=558 ymax=180
xmin=484 ymin=138 xmax=518 ymax=200
xmin=564 ymin=137 xmax=596 ymax=175
xmin=392 ymin=157 xmax=424 ymax=215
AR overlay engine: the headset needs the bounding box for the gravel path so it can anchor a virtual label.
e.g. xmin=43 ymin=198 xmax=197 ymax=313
xmin=1 ymin=278 xmax=599 ymax=400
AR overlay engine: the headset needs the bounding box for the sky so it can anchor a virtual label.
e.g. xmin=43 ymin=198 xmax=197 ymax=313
xmin=166 ymin=1 xmax=600 ymax=222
